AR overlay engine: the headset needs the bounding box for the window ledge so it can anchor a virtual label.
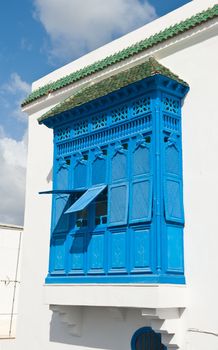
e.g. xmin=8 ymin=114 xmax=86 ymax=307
xmin=43 ymin=283 xmax=187 ymax=308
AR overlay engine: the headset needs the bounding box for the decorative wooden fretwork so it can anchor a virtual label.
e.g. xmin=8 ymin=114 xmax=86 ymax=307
xmin=132 ymin=97 xmax=151 ymax=116
xmin=92 ymin=114 xmax=107 ymax=130
xmin=56 ymin=127 xmax=71 ymax=141
xmin=57 ymin=115 xmax=152 ymax=156
xmin=111 ymin=105 xmax=128 ymax=123
xmin=73 ymin=119 xmax=88 ymax=136
xmin=162 ymin=97 xmax=179 ymax=115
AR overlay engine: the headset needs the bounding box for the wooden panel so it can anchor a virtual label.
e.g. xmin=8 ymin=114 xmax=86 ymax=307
xmin=109 ymin=231 xmax=127 ymax=271
xmin=88 ymin=233 xmax=104 ymax=272
xmin=52 ymin=237 xmax=66 ymax=272
xmin=166 ymin=225 xmax=184 ymax=273
xmin=70 ymin=234 xmax=85 ymax=272
xmin=131 ymin=228 xmax=150 ymax=272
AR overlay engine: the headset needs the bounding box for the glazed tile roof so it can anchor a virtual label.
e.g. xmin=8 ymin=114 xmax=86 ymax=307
xmin=38 ymin=57 xmax=188 ymax=122
xmin=22 ymin=4 xmax=218 ymax=107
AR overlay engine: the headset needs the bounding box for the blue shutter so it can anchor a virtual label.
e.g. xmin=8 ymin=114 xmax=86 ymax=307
xmin=108 ymin=183 xmax=128 ymax=226
xmin=164 ymin=178 xmax=184 ymax=223
xmin=74 ymin=163 xmax=87 ymax=189
xmin=165 ymin=144 xmax=180 ymax=175
xmin=92 ymin=147 xmax=106 ymax=185
xmin=56 ymin=167 xmax=68 ymax=189
xmin=164 ymin=138 xmax=184 ymax=224
xmin=130 ymin=178 xmax=152 ymax=223
xmin=92 ymin=158 xmax=106 ymax=185
xmin=53 ymin=195 xmax=70 ymax=232
xmin=65 ymin=184 xmax=106 ymax=214
xmin=111 ymin=142 xmax=127 ymax=181
xmin=133 ymin=146 xmax=150 ymax=176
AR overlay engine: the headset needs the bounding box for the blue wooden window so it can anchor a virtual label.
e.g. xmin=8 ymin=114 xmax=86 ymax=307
xmin=44 ymin=75 xmax=188 ymax=285
xmin=131 ymin=327 xmax=166 ymax=350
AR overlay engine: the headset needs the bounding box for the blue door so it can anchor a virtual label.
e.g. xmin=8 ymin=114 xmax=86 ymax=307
xmin=131 ymin=328 xmax=167 ymax=350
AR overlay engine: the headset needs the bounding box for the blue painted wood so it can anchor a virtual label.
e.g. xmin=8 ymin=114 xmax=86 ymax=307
xmin=74 ymin=154 xmax=87 ymax=189
xmin=108 ymin=183 xmax=129 ymax=226
xmin=109 ymin=230 xmax=127 ymax=272
xmin=130 ymin=227 xmax=151 ymax=272
xmin=165 ymin=225 xmax=184 ymax=273
xmin=87 ymin=233 xmax=105 ymax=272
xmin=65 ymin=184 xmax=106 ymax=213
xmin=45 ymin=74 xmax=188 ymax=285
xmin=92 ymin=147 xmax=107 ymax=185
xmin=130 ymin=178 xmax=152 ymax=223
xmin=69 ymin=234 xmax=85 ymax=272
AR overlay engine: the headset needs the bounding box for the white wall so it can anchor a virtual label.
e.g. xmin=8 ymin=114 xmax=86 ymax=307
xmin=3 ymin=2 xmax=218 ymax=350
xmin=0 ymin=225 xmax=23 ymax=339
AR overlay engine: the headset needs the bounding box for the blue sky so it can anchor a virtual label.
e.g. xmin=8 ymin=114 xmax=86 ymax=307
xmin=0 ymin=0 xmax=191 ymax=225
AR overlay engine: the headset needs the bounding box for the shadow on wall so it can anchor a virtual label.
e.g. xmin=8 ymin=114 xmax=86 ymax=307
xmin=47 ymin=168 xmax=53 ymax=183
xmin=49 ymin=306 xmax=149 ymax=349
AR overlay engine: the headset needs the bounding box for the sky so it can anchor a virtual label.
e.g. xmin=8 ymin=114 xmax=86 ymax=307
xmin=0 ymin=0 xmax=191 ymax=225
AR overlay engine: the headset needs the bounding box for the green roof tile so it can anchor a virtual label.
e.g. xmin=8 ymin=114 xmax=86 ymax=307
xmin=38 ymin=57 xmax=188 ymax=123
xmin=22 ymin=4 xmax=218 ymax=107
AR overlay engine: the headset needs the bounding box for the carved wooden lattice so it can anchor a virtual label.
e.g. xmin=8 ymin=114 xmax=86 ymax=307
xmin=132 ymin=97 xmax=151 ymax=116
xmin=163 ymin=97 xmax=179 ymax=115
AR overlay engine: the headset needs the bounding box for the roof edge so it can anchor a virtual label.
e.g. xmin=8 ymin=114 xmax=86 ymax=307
xmin=22 ymin=4 xmax=218 ymax=107
xmin=38 ymin=57 xmax=189 ymax=123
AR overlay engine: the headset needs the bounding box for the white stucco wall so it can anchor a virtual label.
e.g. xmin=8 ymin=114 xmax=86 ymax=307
xmin=0 ymin=224 xmax=23 ymax=340
xmin=3 ymin=1 xmax=218 ymax=350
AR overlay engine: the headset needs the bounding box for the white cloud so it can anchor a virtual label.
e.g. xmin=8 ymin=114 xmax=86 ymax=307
xmin=34 ymin=0 xmax=157 ymax=63
xmin=3 ymin=73 xmax=31 ymax=95
xmin=1 ymin=73 xmax=31 ymax=124
xmin=0 ymin=131 xmax=27 ymax=225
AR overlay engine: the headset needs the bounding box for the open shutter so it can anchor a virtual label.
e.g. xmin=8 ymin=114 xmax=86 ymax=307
xmin=65 ymin=184 xmax=107 ymax=214
xmin=130 ymin=178 xmax=152 ymax=223
xmin=108 ymin=183 xmax=129 ymax=226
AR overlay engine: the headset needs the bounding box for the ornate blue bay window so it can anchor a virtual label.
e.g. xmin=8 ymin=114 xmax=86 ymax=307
xmin=39 ymin=58 xmax=189 ymax=284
